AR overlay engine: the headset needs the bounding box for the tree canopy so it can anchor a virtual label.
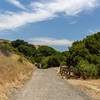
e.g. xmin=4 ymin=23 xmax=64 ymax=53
xmin=65 ymin=32 xmax=100 ymax=79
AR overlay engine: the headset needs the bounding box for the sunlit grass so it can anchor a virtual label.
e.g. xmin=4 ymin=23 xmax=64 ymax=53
xmin=0 ymin=52 xmax=36 ymax=100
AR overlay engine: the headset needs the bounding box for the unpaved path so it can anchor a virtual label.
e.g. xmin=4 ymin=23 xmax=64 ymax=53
xmin=10 ymin=69 xmax=94 ymax=100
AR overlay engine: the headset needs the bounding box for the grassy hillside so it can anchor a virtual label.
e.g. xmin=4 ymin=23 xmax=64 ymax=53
xmin=0 ymin=51 xmax=36 ymax=100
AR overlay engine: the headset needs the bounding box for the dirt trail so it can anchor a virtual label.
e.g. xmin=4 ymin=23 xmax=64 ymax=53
xmin=10 ymin=69 xmax=95 ymax=100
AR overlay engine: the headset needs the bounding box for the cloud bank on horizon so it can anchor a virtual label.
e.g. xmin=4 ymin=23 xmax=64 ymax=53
xmin=29 ymin=37 xmax=73 ymax=46
xmin=0 ymin=0 xmax=99 ymax=30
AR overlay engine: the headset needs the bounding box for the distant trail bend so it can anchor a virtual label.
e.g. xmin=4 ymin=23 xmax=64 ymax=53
xmin=10 ymin=69 xmax=95 ymax=100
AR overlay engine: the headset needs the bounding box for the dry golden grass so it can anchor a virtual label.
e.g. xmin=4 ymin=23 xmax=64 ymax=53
xmin=68 ymin=79 xmax=100 ymax=100
xmin=0 ymin=52 xmax=36 ymax=100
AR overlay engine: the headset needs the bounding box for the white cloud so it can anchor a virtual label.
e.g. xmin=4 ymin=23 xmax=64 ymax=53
xmin=0 ymin=10 xmax=55 ymax=30
xmin=0 ymin=0 xmax=99 ymax=30
xmin=29 ymin=37 xmax=73 ymax=46
xmin=7 ymin=0 xmax=25 ymax=10
xmin=31 ymin=0 xmax=99 ymax=16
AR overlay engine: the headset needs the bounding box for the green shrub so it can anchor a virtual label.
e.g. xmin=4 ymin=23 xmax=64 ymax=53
xmin=35 ymin=56 xmax=45 ymax=63
xmin=76 ymin=60 xmax=98 ymax=79
xmin=60 ymin=61 xmax=66 ymax=66
xmin=41 ymin=58 xmax=49 ymax=69
xmin=11 ymin=39 xmax=28 ymax=48
xmin=35 ymin=46 xmax=56 ymax=57
xmin=18 ymin=45 xmax=34 ymax=57
xmin=48 ymin=56 xmax=60 ymax=67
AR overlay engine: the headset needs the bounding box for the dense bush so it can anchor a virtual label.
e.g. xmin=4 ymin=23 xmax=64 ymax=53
xmin=35 ymin=56 xmax=45 ymax=63
xmin=11 ymin=39 xmax=36 ymax=56
xmin=34 ymin=46 xmax=58 ymax=66
xmin=65 ymin=32 xmax=100 ymax=79
xmin=11 ymin=40 xmax=36 ymax=63
xmin=39 ymin=51 xmax=67 ymax=68
xmin=18 ymin=45 xmax=34 ymax=57
xmin=40 ymin=58 xmax=49 ymax=69
xmin=11 ymin=40 xmax=28 ymax=48
xmin=67 ymin=41 xmax=90 ymax=66
xmin=48 ymin=56 xmax=60 ymax=67
xmin=34 ymin=46 xmax=56 ymax=57
xmin=75 ymin=60 xmax=98 ymax=79
xmin=84 ymin=32 xmax=100 ymax=54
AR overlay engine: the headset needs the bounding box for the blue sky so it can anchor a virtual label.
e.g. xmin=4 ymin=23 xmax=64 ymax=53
xmin=0 ymin=0 xmax=100 ymax=51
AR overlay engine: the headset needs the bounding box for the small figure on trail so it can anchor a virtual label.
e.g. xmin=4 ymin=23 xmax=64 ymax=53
xmin=39 ymin=64 xmax=42 ymax=69
xmin=35 ymin=63 xmax=42 ymax=69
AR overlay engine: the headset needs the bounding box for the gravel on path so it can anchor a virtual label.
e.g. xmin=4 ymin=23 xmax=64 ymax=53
xmin=10 ymin=69 xmax=95 ymax=100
